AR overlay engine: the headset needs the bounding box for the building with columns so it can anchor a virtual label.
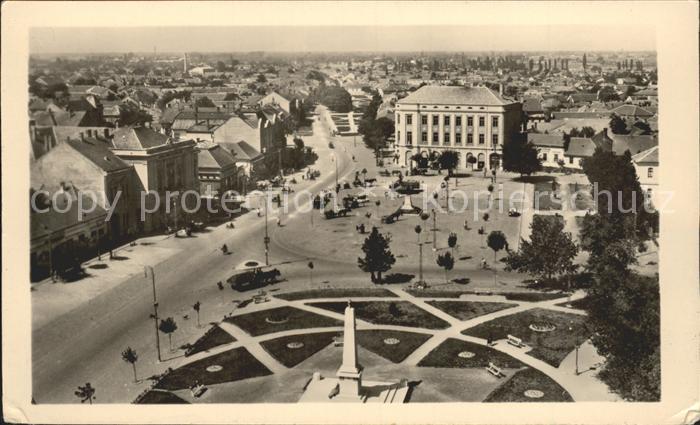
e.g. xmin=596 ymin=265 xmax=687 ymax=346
xmin=394 ymin=85 xmax=523 ymax=171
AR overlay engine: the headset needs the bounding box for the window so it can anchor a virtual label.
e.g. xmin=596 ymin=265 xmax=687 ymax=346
xmin=397 ymin=131 xmax=400 ymax=142
xmin=479 ymin=116 xmax=485 ymax=127
xmin=397 ymin=114 xmax=400 ymax=124
xmin=433 ymin=115 xmax=440 ymax=126
xmin=421 ymin=115 xmax=428 ymax=125
xmin=479 ymin=134 xmax=485 ymax=144
xmin=467 ymin=116 xmax=473 ymax=126
xmin=569 ymin=157 xmax=574 ymax=164
xmin=554 ymin=154 xmax=559 ymax=161
xmin=647 ymin=167 xmax=654 ymax=178
xmin=492 ymin=116 xmax=499 ymax=127
xmin=406 ymin=114 xmax=413 ymax=125
xmin=406 ymin=131 xmax=413 ymax=144
xmin=432 ymin=132 xmax=439 ymax=145
xmin=542 ymin=153 xmax=548 ymax=161
xmin=444 ymin=116 xmax=450 ymax=125
xmin=455 ymin=116 xmax=462 ymax=126
xmin=492 ymin=134 xmax=499 ymax=145
xmin=421 ymin=132 xmax=428 ymax=143
xmin=467 ymin=133 xmax=473 ymax=144
xmin=444 ymin=132 xmax=450 ymax=144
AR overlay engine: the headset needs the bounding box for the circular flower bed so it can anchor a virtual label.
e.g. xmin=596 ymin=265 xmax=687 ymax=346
xmin=206 ymin=365 xmax=223 ymax=373
xmin=529 ymin=323 xmax=556 ymax=332
xmin=265 ymin=316 xmax=289 ymax=324
xmin=286 ymin=342 xmax=304 ymax=349
xmin=524 ymin=389 xmax=544 ymax=399
xmin=383 ymin=338 xmax=400 ymax=345
xmin=457 ymin=351 xmax=476 ymax=359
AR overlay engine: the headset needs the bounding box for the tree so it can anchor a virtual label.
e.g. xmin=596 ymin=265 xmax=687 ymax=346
xmin=256 ymin=73 xmax=267 ymax=83
xmin=487 ymin=231 xmax=507 ymax=286
xmin=159 ymin=317 xmax=178 ymax=352
xmin=388 ymin=302 xmax=401 ymax=317
xmin=447 ymin=232 xmax=458 ymax=257
xmin=74 ymin=383 xmax=96 ymax=404
xmin=505 ymin=215 xmax=578 ymax=283
xmin=502 ymin=134 xmax=542 ymax=176
xmin=358 ymin=227 xmax=396 ymax=283
xmin=121 ymin=346 xmax=139 ymax=383
xmin=192 ymin=301 xmax=201 ymax=327
xmin=311 ymin=84 xmax=352 ymax=112
xmin=195 ymin=96 xmax=216 ymax=108
xmin=436 ymin=251 xmax=455 ymax=284
xmin=438 ymin=150 xmax=460 ymax=176
xmin=609 ymin=113 xmax=629 ymax=135
xmin=598 ymin=86 xmax=619 ymax=102
xmin=467 ymin=155 xmax=477 ymax=170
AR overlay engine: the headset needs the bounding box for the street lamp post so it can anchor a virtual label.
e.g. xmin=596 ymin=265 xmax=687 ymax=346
xmin=145 ymin=266 xmax=162 ymax=362
xmin=415 ymin=225 xmax=424 ymax=286
xmin=432 ymin=209 xmax=437 ymax=250
xmin=330 ymin=153 xmax=338 ymax=187
xmin=569 ymin=322 xmax=579 ymax=375
xmin=264 ymin=190 xmax=270 ymax=266
xmin=44 ymin=225 xmax=55 ymax=282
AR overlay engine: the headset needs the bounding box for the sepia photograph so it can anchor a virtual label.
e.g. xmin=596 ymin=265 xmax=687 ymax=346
xmin=2 ymin=1 xmax=698 ymax=424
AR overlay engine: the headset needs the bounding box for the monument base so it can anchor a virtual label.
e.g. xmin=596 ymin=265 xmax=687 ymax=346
xmin=299 ymin=375 xmax=409 ymax=403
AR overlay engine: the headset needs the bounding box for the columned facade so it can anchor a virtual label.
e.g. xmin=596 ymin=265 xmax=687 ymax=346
xmin=394 ymin=86 xmax=523 ymax=171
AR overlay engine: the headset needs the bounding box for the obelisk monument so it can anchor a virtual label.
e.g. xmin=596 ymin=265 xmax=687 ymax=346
xmin=336 ymin=301 xmax=363 ymax=398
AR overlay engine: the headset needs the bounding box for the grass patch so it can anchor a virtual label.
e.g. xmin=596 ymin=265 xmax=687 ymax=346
xmin=463 ymin=308 xmax=591 ymax=367
xmin=225 ymin=306 xmax=342 ymax=337
xmin=356 ymin=330 xmax=432 ymax=363
xmin=484 ymin=367 xmax=573 ymax=402
xmin=309 ymin=301 xmax=450 ymax=329
xmin=155 ymin=347 xmax=271 ymax=391
xmin=260 ymin=332 xmax=336 ymax=367
xmin=135 ymin=390 xmax=189 ymax=404
xmin=275 ymin=288 xmax=398 ymax=301
xmin=533 ymin=182 xmax=562 ymax=211
xmin=186 ymin=325 xmax=236 ymax=357
xmin=426 ymin=301 xmax=516 ymax=321
xmin=503 ymin=292 xmax=567 ymax=302
xmin=418 ymin=338 xmax=526 ymax=369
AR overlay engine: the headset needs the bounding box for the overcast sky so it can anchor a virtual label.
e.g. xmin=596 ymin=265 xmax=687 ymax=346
xmin=30 ymin=26 xmax=655 ymax=54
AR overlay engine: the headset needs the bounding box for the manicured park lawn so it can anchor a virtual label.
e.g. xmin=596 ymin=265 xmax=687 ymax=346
xmin=356 ymin=330 xmax=432 ymax=363
xmin=275 ymin=288 xmax=398 ymax=301
xmin=405 ymin=289 xmax=468 ymax=298
xmin=308 ymin=301 xmax=450 ymax=329
xmin=556 ymin=297 xmax=592 ymax=310
xmin=225 ymin=306 xmax=342 ymax=337
xmin=135 ymin=390 xmax=189 ymax=404
xmin=155 ymin=347 xmax=272 ymax=391
xmin=426 ymin=300 xmax=515 ymax=321
xmin=484 ymin=367 xmax=573 ymax=402
xmin=406 ymin=289 xmax=566 ymax=303
xmin=260 ymin=332 xmax=336 ymax=367
xmin=418 ymin=338 xmax=525 ymax=369
xmin=533 ymin=182 xmax=562 ymax=210
xmin=462 ymin=308 xmax=591 ymax=367
xmin=186 ymin=325 xmax=236 ymax=357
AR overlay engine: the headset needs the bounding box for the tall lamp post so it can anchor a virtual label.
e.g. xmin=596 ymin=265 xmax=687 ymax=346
xmin=330 ymin=152 xmax=338 ymax=187
xmin=44 ymin=225 xmax=54 ymax=282
xmin=145 ymin=266 xmax=162 ymax=362
xmin=415 ymin=225 xmax=424 ymax=286
xmin=432 ymin=209 xmax=437 ymax=250
xmin=264 ymin=190 xmax=270 ymax=266
xmin=569 ymin=322 xmax=579 ymax=375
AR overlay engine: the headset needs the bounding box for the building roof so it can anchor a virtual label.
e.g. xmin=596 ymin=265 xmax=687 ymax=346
xmin=611 ymin=134 xmax=658 ymax=156
xmin=65 ymin=137 xmax=131 ymax=172
xmin=198 ymin=143 xmax=237 ymax=169
xmin=398 ymin=85 xmax=515 ymax=106
xmin=565 ymin=137 xmax=597 ymax=157
xmin=611 ymin=104 xmax=654 ymax=118
xmin=528 ymin=133 xmax=565 ymax=148
xmin=522 ymin=97 xmax=544 ymax=113
xmin=223 ymin=140 xmax=262 ymax=162
xmin=111 ymin=127 xmax=170 ymax=150
xmin=631 ymin=146 xmax=659 ymax=164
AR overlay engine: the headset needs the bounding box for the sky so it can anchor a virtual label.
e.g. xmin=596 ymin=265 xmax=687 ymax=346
xmin=29 ymin=26 xmax=656 ymax=55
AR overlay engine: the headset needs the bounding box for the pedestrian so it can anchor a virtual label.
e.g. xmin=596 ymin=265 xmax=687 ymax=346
xmin=481 ymin=257 xmax=487 ymax=269
xmin=277 ymin=217 xmax=282 ymax=227
xmin=256 ymin=208 xmax=261 ymax=217
xmin=221 ymin=244 xmax=228 ymax=255
xmin=464 ymin=219 xmax=469 ymax=230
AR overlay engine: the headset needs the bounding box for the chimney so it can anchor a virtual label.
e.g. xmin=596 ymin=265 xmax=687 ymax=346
xmin=499 ymin=84 xmax=503 ymax=96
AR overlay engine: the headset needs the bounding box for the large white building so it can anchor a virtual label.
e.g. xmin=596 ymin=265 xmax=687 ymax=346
xmin=394 ymin=86 xmax=523 ymax=170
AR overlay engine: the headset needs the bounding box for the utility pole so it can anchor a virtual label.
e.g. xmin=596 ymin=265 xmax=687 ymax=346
xmin=432 ymin=209 xmax=437 ymax=250
xmin=44 ymin=225 xmax=54 ymax=282
xmin=145 ymin=266 xmax=162 ymax=362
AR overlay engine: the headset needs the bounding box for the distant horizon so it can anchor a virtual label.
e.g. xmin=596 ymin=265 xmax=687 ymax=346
xmin=30 ymin=26 xmax=656 ymax=55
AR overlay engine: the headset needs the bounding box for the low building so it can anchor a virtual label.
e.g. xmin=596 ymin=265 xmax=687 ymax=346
xmin=197 ymin=142 xmax=242 ymax=197
xmin=528 ymin=133 xmax=565 ymax=168
xmin=631 ymin=146 xmax=659 ymax=206
xmin=563 ymin=129 xmax=613 ymax=170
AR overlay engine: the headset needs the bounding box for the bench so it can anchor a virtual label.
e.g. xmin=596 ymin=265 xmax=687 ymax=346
xmin=191 ymin=384 xmax=207 ymax=398
xmin=507 ymin=334 xmax=525 ymax=348
xmin=485 ymin=362 xmax=504 ymax=378
xmin=333 ymin=335 xmax=344 ymax=347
